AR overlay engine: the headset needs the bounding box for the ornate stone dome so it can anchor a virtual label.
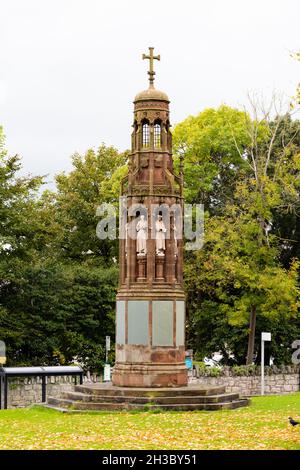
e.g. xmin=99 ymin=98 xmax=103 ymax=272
xmin=134 ymin=85 xmax=169 ymax=103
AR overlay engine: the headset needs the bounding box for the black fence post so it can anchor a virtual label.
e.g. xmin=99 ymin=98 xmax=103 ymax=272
xmin=4 ymin=376 xmax=8 ymax=409
xmin=42 ymin=376 xmax=46 ymax=403
xmin=0 ymin=371 xmax=3 ymax=410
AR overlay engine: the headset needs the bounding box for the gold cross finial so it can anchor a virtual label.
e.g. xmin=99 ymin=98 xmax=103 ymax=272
xmin=142 ymin=47 xmax=160 ymax=87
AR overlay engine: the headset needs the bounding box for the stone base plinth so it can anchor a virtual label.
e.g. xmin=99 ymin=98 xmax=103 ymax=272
xmin=113 ymin=344 xmax=187 ymax=387
xmin=112 ymin=362 xmax=188 ymax=388
xmin=114 ymin=291 xmax=187 ymax=388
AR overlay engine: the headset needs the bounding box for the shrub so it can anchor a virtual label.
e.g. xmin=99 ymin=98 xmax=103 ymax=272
xmin=231 ymin=365 xmax=258 ymax=376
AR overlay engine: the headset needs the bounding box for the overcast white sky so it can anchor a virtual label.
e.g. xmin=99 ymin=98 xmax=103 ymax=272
xmin=0 ymin=0 xmax=299 ymax=186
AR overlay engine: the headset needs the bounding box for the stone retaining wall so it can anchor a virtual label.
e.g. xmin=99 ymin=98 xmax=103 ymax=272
xmin=190 ymin=366 xmax=300 ymax=396
xmin=4 ymin=375 xmax=100 ymax=408
xmin=2 ymin=367 xmax=300 ymax=408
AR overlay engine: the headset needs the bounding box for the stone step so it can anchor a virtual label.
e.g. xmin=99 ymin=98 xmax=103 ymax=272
xmin=48 ymin=397 xmax=127 ymax=410
xmin=47 ymin=396 xmax=250 ymax=412
xmin=42 ymin=404 xmax=73 ymax=413
xmin=61 ymin=390 xmax=240 ymax=405
xmin=74 ymin=384 xmax=226 ymax=397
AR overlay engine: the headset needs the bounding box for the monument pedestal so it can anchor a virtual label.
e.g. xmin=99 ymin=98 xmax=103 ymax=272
xmin=112 ymin=359 xmax=187 ymax=388
xmin=113 ymin=287 xmax=187 ymax=388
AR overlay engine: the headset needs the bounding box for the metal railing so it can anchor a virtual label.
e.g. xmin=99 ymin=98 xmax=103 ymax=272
xmin=0 ymin=366 xmax=83 ymax=409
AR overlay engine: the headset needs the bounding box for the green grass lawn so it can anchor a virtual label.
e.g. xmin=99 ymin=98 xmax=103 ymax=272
xmin=1 ymin=394 xmax=300 ymax=450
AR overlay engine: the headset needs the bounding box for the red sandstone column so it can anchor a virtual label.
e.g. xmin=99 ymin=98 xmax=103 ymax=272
xmin=119 ymin=237 xmax=126 ymax=285
xmin=177 ymin=239 xmax=183 ymax=285
xmin=165 ymin=212 xmax=175 ymax=284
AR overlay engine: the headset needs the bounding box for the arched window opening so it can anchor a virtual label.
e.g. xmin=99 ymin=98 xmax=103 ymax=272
xmin=154 ymin=123 xmax=161 ymax=148
xmin=142 ymin=122 xmax=150 ymax=148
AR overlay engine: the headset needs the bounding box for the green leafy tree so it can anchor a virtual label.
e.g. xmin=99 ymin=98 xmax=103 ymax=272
xmin=54 ymin=144 xmax=127 ymax=263
xmin=176 ymin=103 xmax=300 ymax=364
xmin=185 ymin=211 xmax=300 ymax=364
xmin=0 ymin=260 xmax=118 ymax=369
xmin=173 ymin=105 xmax=251 ymax=209
xmin=0 ymin=127 xmax=44 ymax=263
xmin=0 ymin=133 xmax=120 ymax=370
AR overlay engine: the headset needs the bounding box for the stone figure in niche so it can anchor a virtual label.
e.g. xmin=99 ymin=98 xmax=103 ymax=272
xmin=155 ymin=215 xmax=167 ymax=255
xmin=136 ymin=215 xmax=148 ymax=254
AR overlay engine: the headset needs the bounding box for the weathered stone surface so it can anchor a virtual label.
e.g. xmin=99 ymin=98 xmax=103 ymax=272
xmin=46 ymin=383 xmax=249 ymax=411
xmin=5 ymin=375 xmax=94 ymax=408
xmin=190 ymin=372 xmax=300 ymax=396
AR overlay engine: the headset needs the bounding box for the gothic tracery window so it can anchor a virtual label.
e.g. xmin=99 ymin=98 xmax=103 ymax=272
xmin=142 ymin=122 xmax=150 ymax=147
xmin=154 ymin=123 xmax=161 ymax=148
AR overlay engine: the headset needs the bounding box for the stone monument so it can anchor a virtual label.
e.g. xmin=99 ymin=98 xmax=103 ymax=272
xmin=112 ymin=47 xmax=187 ymax=387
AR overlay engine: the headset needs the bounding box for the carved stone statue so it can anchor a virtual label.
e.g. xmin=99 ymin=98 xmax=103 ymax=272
xmin=155 ymin=215 xmax=167 ymax=255
xmin=136 ymin=215 xmax=148 ymax=254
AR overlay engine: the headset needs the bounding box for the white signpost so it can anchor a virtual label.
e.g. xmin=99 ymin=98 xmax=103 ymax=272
xmin=104 ymin=336 xmax=111 ymax=382
xmin=0 ymin=340 xmax=6 ymax=365
xmin=261 ymin=332 xmax=271 ymax=395
xmin=105 ymin=336 xmax=110 ymax=361
xmin=104 ymin=363 xmax=111 ymax=382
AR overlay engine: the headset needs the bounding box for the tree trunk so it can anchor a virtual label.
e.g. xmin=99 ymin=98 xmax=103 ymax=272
xmin=246 ymin=305 xmax=256 ymax=365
